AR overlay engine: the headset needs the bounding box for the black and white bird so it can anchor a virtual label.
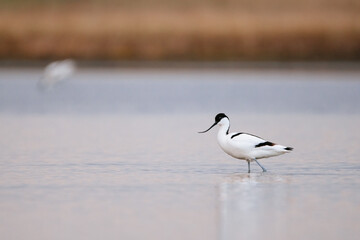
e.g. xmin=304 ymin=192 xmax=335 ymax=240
xmin=199 ymin=113 xmax=293 ymax=173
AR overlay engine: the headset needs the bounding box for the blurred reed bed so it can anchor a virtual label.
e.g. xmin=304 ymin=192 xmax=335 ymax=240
xmin=0 ymin=0 xmax=359 ymax=60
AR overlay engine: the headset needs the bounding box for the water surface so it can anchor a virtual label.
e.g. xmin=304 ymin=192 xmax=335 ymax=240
xmin=0 ymin=68 xmax=359 ymax=240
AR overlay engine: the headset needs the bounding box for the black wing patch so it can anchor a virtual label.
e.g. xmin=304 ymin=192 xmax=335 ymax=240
xmin=230 ymin=132 xmax=243 ymax=139
xmin=255 ymin=141 xmax=275 ymax=148
xmin=231 ymin=132 xmax=265 ymax=140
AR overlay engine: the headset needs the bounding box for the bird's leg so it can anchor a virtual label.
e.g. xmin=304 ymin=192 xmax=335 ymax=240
xmin=247 ymin=160 xmax=251 ymax=173
xmin=254 ymin=159 xmax=267 ymax=172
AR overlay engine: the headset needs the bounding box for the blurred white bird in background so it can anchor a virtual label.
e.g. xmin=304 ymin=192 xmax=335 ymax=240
xmin=37 ymin=59 xmax=76 ymax=91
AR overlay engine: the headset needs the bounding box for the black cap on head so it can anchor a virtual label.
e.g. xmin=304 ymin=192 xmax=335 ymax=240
xmin=215 ymin=113 xmax=228 ymax=123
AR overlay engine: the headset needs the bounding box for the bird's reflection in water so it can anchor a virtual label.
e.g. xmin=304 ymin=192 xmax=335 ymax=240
xmin=218 ymin=173 xmax=292 ymax=240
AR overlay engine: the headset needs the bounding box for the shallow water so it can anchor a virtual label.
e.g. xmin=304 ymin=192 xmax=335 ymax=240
xmin=0 ymin=68 xmax=359 ymax=240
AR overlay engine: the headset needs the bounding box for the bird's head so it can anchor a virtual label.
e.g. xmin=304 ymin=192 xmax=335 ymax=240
xmin=198 ymin=113 xmax=229 ymax=133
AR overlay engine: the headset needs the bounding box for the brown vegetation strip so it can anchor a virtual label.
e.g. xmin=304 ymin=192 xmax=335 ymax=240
xmin=0 ymin=5 xmax=360 ymax=60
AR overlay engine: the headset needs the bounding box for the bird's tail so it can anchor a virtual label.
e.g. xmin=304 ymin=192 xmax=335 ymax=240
xmin=274 ymin=145 xmax=294 ymax=153
xmin=284 ymin=147 xmax=293 ymax=151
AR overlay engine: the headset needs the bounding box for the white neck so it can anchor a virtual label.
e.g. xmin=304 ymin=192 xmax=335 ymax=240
xmin=217 ymin=118 xmax=230 ymax=145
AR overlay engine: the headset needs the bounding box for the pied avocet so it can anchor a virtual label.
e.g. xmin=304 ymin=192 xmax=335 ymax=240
xmin=199 ymin=113 xmax=293 ymax=173
xmin=37 ymin=59 xmax=76 ymax=91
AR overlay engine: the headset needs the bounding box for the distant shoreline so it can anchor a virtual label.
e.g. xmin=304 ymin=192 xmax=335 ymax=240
xmin=1 ymin=60 xmax=360 ymax=71
xmin=1 ymin=2 xmax=359 ymax=61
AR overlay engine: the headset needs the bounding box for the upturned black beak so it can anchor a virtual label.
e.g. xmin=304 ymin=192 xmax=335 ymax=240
xmin=198 ymin=122 xmax=218 ymax=133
